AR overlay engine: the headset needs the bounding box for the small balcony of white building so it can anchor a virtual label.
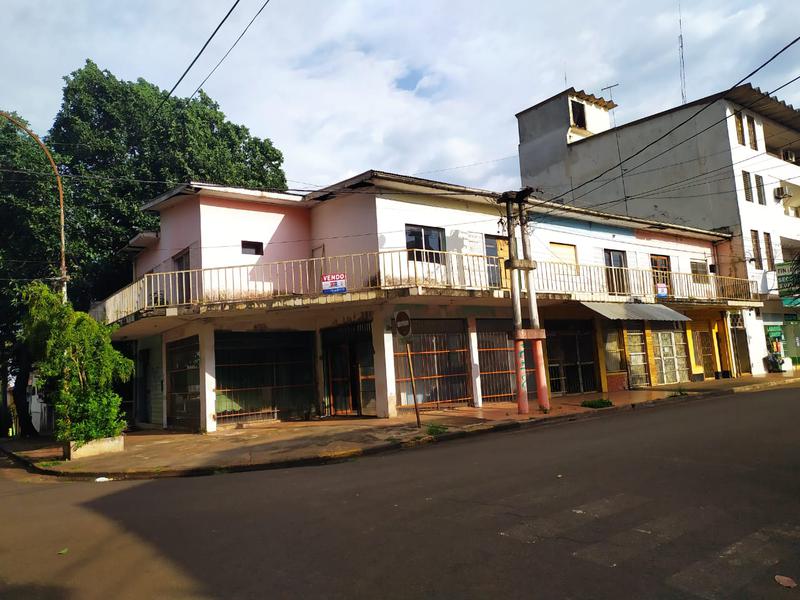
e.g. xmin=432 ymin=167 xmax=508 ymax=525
xmin=89 ymin=249 xmax=760 ymax=329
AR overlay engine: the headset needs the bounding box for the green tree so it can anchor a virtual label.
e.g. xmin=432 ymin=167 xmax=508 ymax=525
xmin=1 ymin=60 xmax=286 ymax=435
xmin=21 ymin=283 xmax=133 ymax=444
xmin=0 ymin=115 xmax=63 ymax=436
xmin=49 ymin=59 xmax=287 ymax=308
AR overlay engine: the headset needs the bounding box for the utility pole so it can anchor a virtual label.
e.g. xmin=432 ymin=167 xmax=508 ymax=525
xmin=502 ymin=194 xmax=529 ymax=414
xmin=499 ymin=189 xmax=550 ymax=415
xmin=517 ymin=193 xmax=551 ymax=413
xmin=0 ymin=111 xmax=67 ymax=302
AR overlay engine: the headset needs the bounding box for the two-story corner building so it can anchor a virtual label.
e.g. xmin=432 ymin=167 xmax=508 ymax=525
xmin=516 ymin=85 xmax=800 ymax=373
xmin=91 ymin=171 xmax=760 ymax=432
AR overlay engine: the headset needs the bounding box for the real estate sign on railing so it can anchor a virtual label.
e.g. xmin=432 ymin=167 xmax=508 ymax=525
xmin=321 ymin=272 xmax=347 ymax=294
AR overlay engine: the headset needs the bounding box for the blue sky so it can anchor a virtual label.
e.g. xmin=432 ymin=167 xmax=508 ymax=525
xmin=2 ymin=0 xmax=799 ymax=192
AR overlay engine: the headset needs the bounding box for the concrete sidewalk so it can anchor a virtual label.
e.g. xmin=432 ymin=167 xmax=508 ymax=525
xmin=2 ymin=374 xmax=798 ymax=480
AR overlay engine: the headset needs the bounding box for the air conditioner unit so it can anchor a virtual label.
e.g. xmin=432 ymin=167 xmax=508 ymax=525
xmin=782 ymin=149 xmax=797 ymax=163
xmin=774 ymin=186 xmax=791 ymax=201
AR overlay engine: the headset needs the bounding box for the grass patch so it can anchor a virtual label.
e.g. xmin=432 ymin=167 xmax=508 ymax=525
xmin=37 ymin=460 xmax=65 ymax=468
xmin=580 ymin=398 xmax=614 ymax=409
xmin=668 ymin=386 xmax=689 ymax=397
xmin=425 ymin=424 xmax=449 ymax=437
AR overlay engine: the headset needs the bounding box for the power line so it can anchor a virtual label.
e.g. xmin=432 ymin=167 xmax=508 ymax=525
xmin=534 ymin=71 xmax=800 ymax=223
xmin=549 ymin=33 xmax=800 ymax=203
xmin=570 ymin=71 xmax=800 ymax=205
xmin=152 ymin=0 xmax=241 ymax=117
xmin=188 ymin=0 xmax=273 ymax=101
xmin=412 ymin=155 xmax=517 ymax=176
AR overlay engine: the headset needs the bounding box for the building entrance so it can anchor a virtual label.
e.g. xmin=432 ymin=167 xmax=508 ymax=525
xmin=545 ymin=320 xmax=597 ymax=394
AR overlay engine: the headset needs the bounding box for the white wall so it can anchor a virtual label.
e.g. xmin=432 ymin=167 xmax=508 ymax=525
xmin=375 ymin=192 xmax=716 ymax=271
xmin=726 ymin=100 xmax=800 ymax=288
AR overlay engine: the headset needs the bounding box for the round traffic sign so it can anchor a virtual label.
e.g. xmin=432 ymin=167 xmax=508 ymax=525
xmin=395 ymin=310 xmax=412 ymax=337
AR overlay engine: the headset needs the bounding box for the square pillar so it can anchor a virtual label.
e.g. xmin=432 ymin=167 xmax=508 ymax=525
xmin=467 ymin=317 xmax=483 ymax=407
xmin=315 ymin=328 xmax=327 ymax=417
xmin=372 ymin=308 xmax=397 ymax=418
xmin=742 ymin=308 xmax=769 ymax=376
xmin=198 ymin=323 xmax=217 ymax=433
xmin=161 ymin=336 xmax=168 ymax=428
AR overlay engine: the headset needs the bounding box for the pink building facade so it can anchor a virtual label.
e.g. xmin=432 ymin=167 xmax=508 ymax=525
xmin=92 ymin=172 xmax=761 ymax=432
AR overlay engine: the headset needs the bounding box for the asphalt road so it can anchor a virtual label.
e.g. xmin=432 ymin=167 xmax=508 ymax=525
xmin=2 ymin=386 xmax=799 ymax=600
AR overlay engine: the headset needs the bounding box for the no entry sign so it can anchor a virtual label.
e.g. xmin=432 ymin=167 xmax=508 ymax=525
xmin=321 ymin=272 xmax=347 ymax=294
xmin=395 ymin=310 xmax=412 ymax=337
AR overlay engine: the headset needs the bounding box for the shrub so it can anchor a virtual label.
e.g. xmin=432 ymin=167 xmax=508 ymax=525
xmin=21 ymin=283 xmax=133 ymax=445
xmin=580 ymin=398 xmax=614 ymax=409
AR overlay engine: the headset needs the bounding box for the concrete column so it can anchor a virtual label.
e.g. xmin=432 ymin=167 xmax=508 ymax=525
xmin=372 ymin=308 xmax=397 ymax=418
xmin=198 ymin=323 xmax=217 ymax=433
xmin=314 ymin=327 xmax=327 ymax=417
xmin=742 ymin=308 xmax=769 ymax=376
xmin=161 ymin=336 xmax=168 ymax=428
xmin=723 ymin=311 xmax=738 ymax=378
xmin=467 ymin=317 xmax=483 ymax=407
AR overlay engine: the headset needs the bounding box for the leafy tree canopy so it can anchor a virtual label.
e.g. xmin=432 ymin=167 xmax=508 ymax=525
xmin=1 ymin=60 xmax=286 ymax=434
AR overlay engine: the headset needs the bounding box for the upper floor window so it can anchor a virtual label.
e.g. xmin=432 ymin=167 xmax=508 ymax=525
xmin=690 ymin=260 xmax=709 ymax=283
xmin=750 ymin=230 xmax=763 ymax=270
xmin=241 ymin=240 xmax=264 ymax=255
xmin=755 ymin=174 xmax=766 ymax=205
xmin=570 ymin=100 xmax=587 ymax=129
xmin=549 ymin=242 xmax=579 ymax=274
xmin=742 ymin=171 xmax=753 ymax=202
xmin=746 ymin=115 xmax=758 ymax=150
xmin=763 ymin=232 xmax=775 ymax=271
xmin=406 ymin=224 xmax=445 ymax=263
xmin=734 ymin=113 xmax=745 ymax=145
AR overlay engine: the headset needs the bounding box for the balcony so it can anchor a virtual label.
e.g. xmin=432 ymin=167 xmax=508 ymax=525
xmin=89 ymin=250 xmax=759 ymax=325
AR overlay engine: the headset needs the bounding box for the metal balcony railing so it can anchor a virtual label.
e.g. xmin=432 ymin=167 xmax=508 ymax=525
xmin=89 ymin=249 xmax=759 ymax=324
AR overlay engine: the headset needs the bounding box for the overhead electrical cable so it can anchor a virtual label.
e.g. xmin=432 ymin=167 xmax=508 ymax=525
xmin=152 ymin=0 xmax=241 ymax=117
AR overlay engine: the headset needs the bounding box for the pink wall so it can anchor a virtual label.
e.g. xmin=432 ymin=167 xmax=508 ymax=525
xmin=135 ymin=197 xmax=201 ymax=277
xmin=310 ymin=192 xmax=378 ymax=257
xmin=199 ymin=196 xmax=311 ymax=269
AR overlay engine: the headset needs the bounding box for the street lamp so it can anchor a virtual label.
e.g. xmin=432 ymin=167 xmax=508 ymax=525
xmin=0 ymin=111 xmax=67 ymax=301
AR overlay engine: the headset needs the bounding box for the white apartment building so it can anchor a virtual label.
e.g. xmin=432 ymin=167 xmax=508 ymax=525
xmin=91 ymin=172 xmax=759 ymax=432
xmin=517 ymin=85 xmax=800 ymax=373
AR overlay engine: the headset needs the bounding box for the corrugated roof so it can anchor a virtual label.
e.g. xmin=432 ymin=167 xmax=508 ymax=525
xmin=581 ymin=302 xmax=691 ymax=321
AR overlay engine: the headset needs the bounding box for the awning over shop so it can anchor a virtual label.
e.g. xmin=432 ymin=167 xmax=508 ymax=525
xmin=581 ymin=302 xmax=691 ymax=322
xmin=782 ymin=297 xmax=800 ymax=308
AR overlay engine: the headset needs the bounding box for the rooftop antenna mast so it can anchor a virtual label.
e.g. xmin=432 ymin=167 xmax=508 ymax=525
xmin=678 ymin=0 xmax=687 ymax=104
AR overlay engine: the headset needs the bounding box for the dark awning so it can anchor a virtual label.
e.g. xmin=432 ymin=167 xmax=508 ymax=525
xmin=581 ymin=302 xmax=691 ymax=322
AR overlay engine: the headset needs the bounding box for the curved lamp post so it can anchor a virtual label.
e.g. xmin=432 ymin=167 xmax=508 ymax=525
xmin=0 ymin=111 xmax=67 ymax=301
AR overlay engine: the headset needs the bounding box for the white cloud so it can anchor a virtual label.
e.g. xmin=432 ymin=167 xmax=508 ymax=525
xmin=1 ymin=0 xmax=798 ymax=194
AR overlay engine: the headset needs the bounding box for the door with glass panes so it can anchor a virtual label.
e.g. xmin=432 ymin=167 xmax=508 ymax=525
xmin=652 ymin=324 xmax=690 ymax=384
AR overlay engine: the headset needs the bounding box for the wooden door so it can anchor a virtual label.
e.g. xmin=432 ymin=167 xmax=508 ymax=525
xmin=650 ymin=254 xmax=672 ymax=295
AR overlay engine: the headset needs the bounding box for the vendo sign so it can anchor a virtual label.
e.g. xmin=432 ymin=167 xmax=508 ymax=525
xmin=321 ymin=272 xmax=347 ymax=294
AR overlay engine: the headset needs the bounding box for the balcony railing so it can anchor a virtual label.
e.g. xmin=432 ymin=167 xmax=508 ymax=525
xmin=90 ymin=250 xmax=759 ymax=324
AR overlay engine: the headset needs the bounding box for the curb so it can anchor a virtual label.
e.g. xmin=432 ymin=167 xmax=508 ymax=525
xmin=3 ymin=379 xmax=797 ymax=481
